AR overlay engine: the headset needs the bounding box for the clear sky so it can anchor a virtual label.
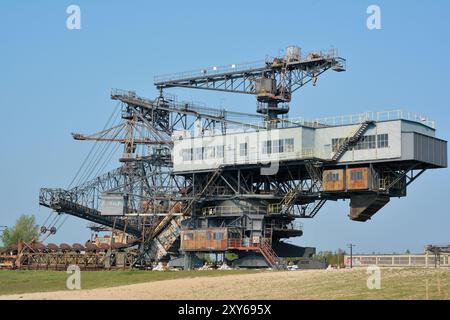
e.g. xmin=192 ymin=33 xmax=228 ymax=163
xmin=0 ymin=1 xmax=449 ymax=253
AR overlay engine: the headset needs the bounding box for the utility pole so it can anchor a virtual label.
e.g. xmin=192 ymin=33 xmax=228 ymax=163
xmin=347 ymin=243 xmax=356 ymax=268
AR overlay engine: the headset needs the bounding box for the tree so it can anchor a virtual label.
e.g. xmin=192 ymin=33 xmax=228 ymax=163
xmin=0 ymin=214 xmax=39 ymax=248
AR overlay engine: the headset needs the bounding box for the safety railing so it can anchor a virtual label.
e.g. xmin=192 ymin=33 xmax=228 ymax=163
xmin=201 ymin=205 xmax=268 ymax=216
xmin=154 ymin=60 xmax=267 ymax=83
xmin=299 ymin=110 xmax=436 ymax=129
xmin=175 ymin=109 xmax=436 ymax=138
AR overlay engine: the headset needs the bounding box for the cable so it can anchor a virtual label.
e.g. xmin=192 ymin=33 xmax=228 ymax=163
xmin=68 ymin=103 xmax=121 ymax=189
xmin=55 ymin=214 xmax=70 ymax=231
xmin=41 ymin=212 xmax=52 ymax=227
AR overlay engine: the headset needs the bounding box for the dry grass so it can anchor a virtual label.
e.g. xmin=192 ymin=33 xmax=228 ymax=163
xmin=1 ymin=268 xmax=449 ymax=300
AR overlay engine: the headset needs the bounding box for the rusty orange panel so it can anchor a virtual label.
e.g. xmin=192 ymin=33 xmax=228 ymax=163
xmin=181 ymin=228 xmax=228 ymax=251
xmin=346 ymin=167 xmax=369 ymax=190
xmin=323 ymin=169 xmax=345 ymax=191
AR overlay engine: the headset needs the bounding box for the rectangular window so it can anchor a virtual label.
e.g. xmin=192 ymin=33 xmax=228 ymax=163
xmin=377 ymin=134 xmax=389 ymax=148
xmin=216 ymin=145 xmax=224 ymax=158
xmin=183 ymin=233 xmax=193 ymax=241
xmin=332 ymin=138 xmax=348 ymax=152
xmin=194 ymin=148 xmax=203 ymax=161
xmin=182 ymin=149 xmax=192 ymax=161
xmin=368 ymin=135 xmax=376 ymax=149
xmin=326 ymin=172 xmax=340 ymax=182
xmin=214 ymin=232 xmax=224 ymax=240
xmin=262 ymin=140 xmax=272 ymax=154
xmin=204 ymin=146 xmax=215 ymax=159
xmin=272 ymin=140 xmax=279 ymax=153
xmin=353 ymin=135 xmax=376 ymax=150
xmin=278 ymin=139 xmax=284 ymax=153
xmin=350 ymin=171 xmax=363 ymax=181
xmin=284 ymin=138 xmax=294 ymax=152
xmin=239 ymin=143 xmax=248 ymax=157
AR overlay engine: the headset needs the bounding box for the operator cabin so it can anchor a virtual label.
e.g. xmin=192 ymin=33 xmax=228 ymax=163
xmin=172 ymin=112 xmax=446 ymax=174
xmin=171 ymin=111 xmax=447 ymax=221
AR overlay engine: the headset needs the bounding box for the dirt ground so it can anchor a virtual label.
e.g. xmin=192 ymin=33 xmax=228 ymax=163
xmin=1 ymin=268 xmax=449 ymax=300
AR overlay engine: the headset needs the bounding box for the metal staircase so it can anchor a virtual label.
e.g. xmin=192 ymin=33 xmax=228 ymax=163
xmin=332 ymin=120 xmax=374 ymax=161
xmin=258 ymin=239 xmax=286 ymax=270
xmin=133 ymin=166 xmax=224 ymax=267
xmin=278 ymin=187 xmax=301 ymax=215
xmin=306 ymin=199 xmax=327 ymax=218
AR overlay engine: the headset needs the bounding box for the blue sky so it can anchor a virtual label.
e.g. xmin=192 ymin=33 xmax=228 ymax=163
xmin=0 ymin=1 xmax=449 ymax=253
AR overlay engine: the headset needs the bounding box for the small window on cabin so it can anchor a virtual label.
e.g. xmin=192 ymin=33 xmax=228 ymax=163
xmin=332 ymin=138 xmax=347 ymax=152
xmin=194 ymin=148 xmax=203 ymax=161
xmin=182 ymin=149 xmax=192 ymax=161
xmin=183 ymin=233 xmax=193 ymax=241
xmin=240 ymin=143 xmax=248 ymax=157
xmin=214 ymin=232 xmax=224 ymax=240
xmin=284 ymin=138 xmax=294 ymax=152
xmin=216 ymin=146 xmax=224 ymax=158
xmin=205 ymin=146 xmax=215 ymax=159
xmin=350 ymin=171 xmax=363 ymax=181
xmin=377 ymin=134 xmax=389 ymax=148
xmin=262 ymin=141 xmax=272 ymax=154
xmin=326 ymin=172 xmax=339 ymax=182
xmin=278 ymin=139 xmax=284 ymax=153
xmin=368 ymin=135 xmax=376 ymax=149
xmin=206 ymin=233 xmax=213 ymax=240
xmin=272 ymin=140 xmax=279 ymax=153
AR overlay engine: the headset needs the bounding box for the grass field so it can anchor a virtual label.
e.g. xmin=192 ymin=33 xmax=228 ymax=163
xmin=0 ymin=268 xmax=449 ymax=299
xmin=0 ymin=269 xmax=259 ymax=296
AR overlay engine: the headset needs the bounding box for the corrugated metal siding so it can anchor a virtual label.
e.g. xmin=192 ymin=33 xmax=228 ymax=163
xmin=413 ymin=133 xmax=447 ymax=167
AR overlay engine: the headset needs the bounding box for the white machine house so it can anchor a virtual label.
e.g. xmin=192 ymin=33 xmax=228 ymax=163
xmin=173 ymin=111 xmax=446 ymax=173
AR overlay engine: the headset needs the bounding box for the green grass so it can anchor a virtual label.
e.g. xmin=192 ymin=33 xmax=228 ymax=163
xmin=0 ymin=269 xmax=260 ymax=296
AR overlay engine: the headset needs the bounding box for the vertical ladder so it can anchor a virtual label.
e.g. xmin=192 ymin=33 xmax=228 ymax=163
xmin=305 ymin=161 xmax=323 ymax=192
xmin=264 ymin=225 xmax=273 ymax=245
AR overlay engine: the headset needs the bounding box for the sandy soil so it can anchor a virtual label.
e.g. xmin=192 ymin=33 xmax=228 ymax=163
xmin=1 ymin=270 xmax=328 ymax=300
xmin=1 ymin=268 xmax=448 ymax=300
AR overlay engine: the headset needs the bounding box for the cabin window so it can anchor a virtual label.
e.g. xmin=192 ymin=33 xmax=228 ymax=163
xmin=331 ymin=135 xmax=382 ymax=152
xmin=240 ymin=143 xmax=248 ymax=157
xmin=284 ymin=138 xmax=294 ymax=152
xmin=350 ymin=171 xmax=363 ymax=181
xmin=183 ymin=233 xmax=194 ymax=241
xmin=214 ymin=232 xmax=224 ymax=240
xmin=204 ymin=146 xmax=215 ymax=159
xmin=216 ymin=145 xmax=224 ymax=158
xmin=354 ymin=135 xmax=376 ymax=150
xmin=332 ymin=138 xmax=348 ymax=152
xmin=377 ymin=134 xmax=389 ymax=148
xmin=326 ymin=172 xmax=340 ymax=182
xmin=182 ymin=149 xmax=192 ymax=161
xmin=262 ymin=140 xmax=272 ymax=154
xmin=194 ymin=148 xmax=203 ymax=161
xmin=263 ymin=138 xmax=294 ymax=154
